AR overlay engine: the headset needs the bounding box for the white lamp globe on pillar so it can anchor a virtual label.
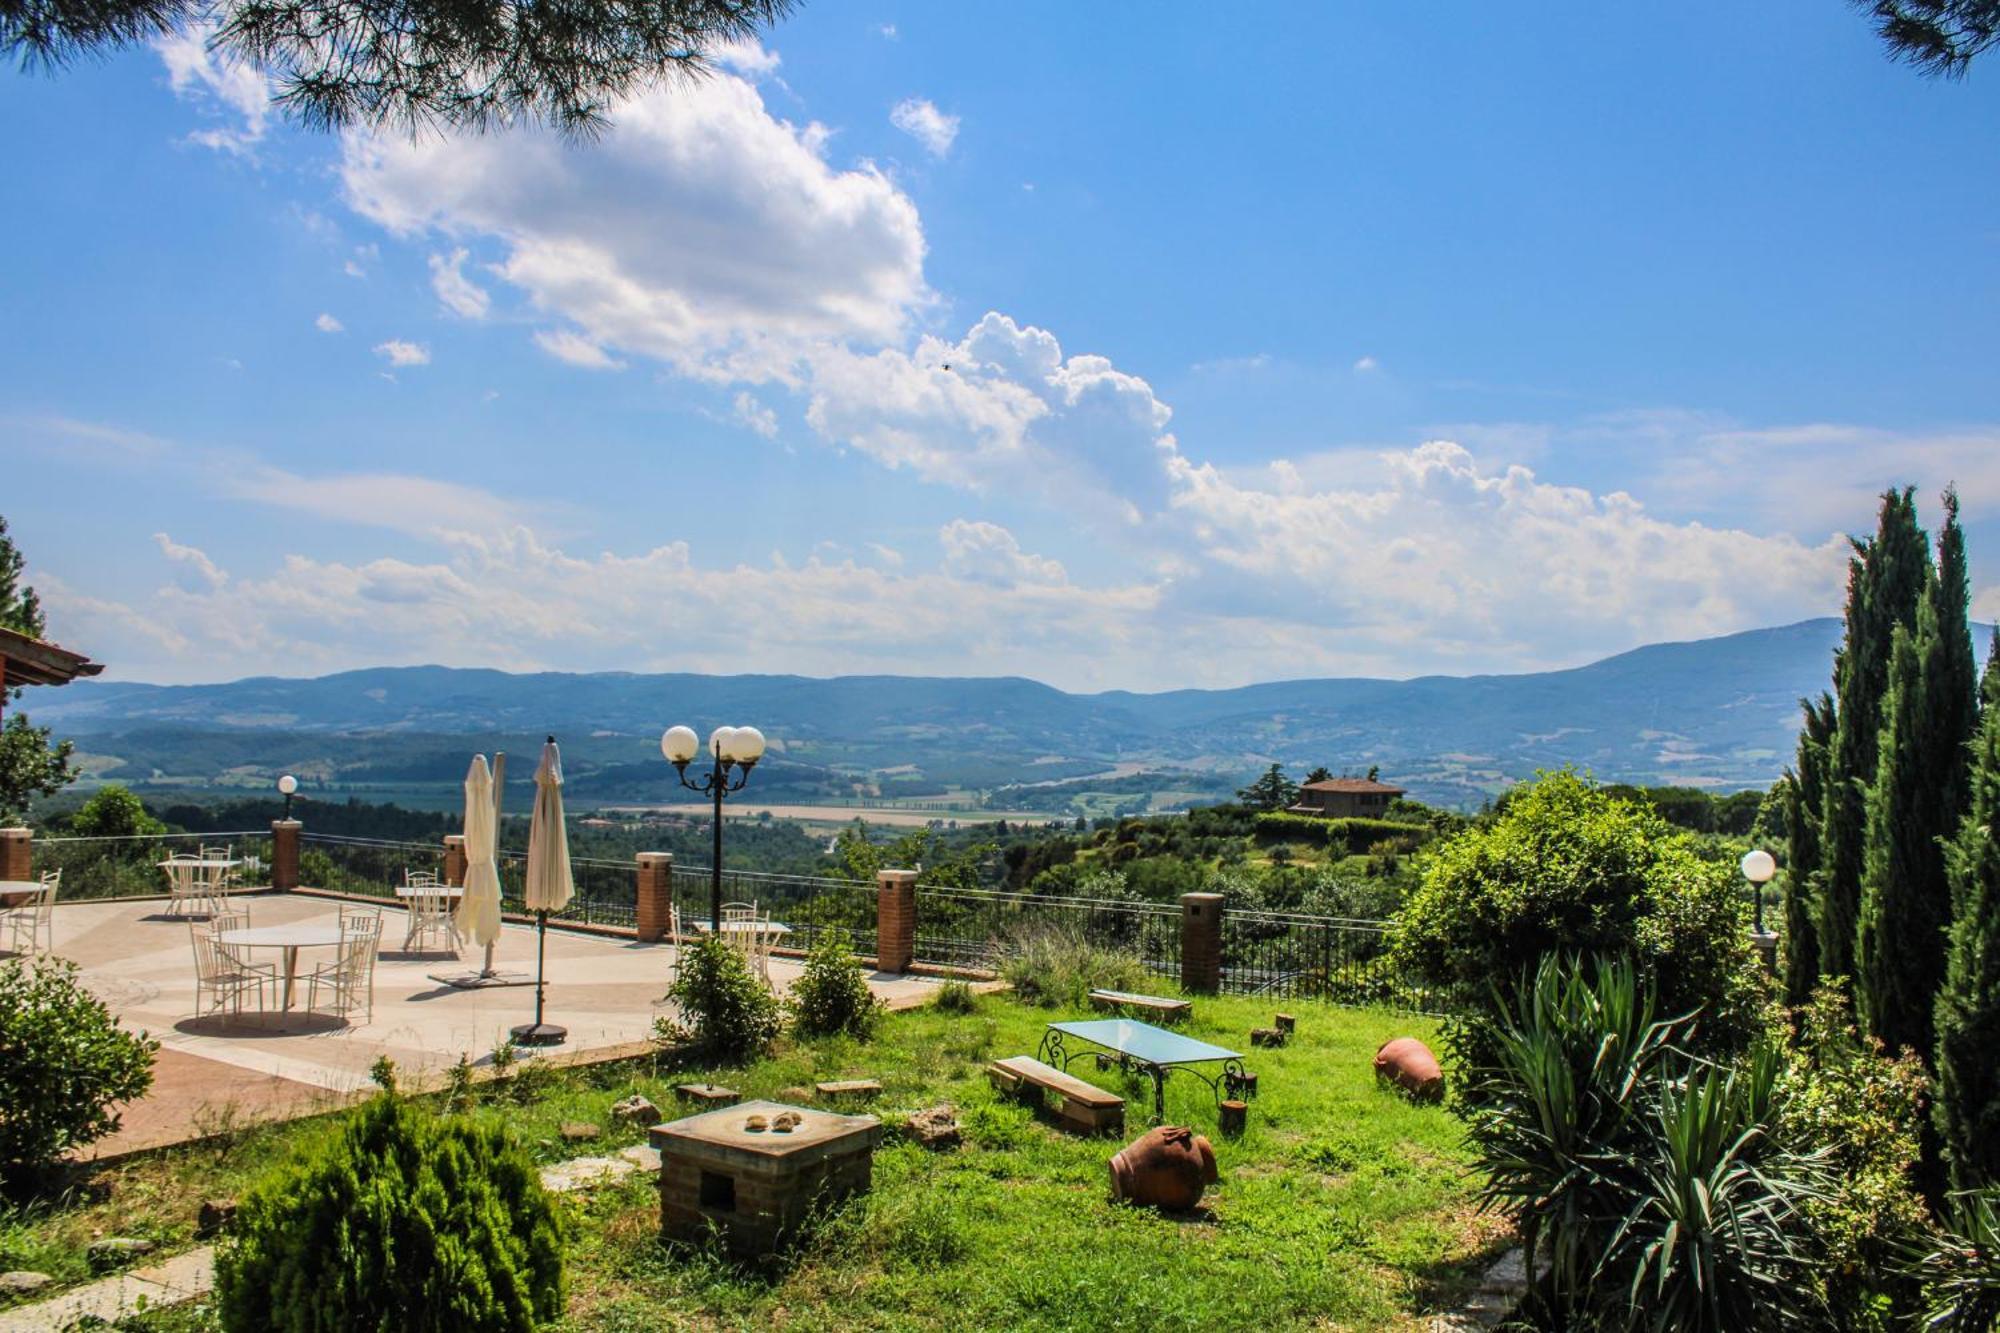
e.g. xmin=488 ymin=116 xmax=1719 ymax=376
xmin=1741 ymin=848 xmax=1779 ymax=964
xmin=661 ymin=721 xmax=768 ymax=929
xmin=277 ymin=773 xmax=299 ymax=821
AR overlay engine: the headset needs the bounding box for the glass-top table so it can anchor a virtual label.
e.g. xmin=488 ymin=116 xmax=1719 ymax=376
xmin=1037 ymin=1018 xmax=1252 ymax=1121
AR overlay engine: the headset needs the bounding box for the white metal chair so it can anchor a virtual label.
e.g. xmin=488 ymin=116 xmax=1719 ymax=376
xmin=309 ymin=914 xmax=381 ymax=1022
xmin=199 ymin=859 xmax=236 ymax=917
xmin=162 ymin=857 xmax=206 ymax=916
xmin=207 ymin=910 xmax=279 ymax=989
xmin=406 ymin=868 xmax=440 ymax=888
xmin=191 ymin=920 xmax=271 ymax=1015
xmin=4 ymin=870 xmax=58 ymax=956
xmin=403 ymin=884 xmax=459 ymax=954
xmin=747 ymin=911 xmax=775 ymax=984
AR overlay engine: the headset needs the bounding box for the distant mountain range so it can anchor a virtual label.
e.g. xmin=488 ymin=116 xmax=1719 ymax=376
xmin=29 ymin=618 xmax=1989 ymax=810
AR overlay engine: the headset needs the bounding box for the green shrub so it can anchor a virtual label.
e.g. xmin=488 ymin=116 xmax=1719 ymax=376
xmin=788 ymin=930 xmax=880 ymax=1039
xmin=215 ymin=1094 xmax=562 ymax=1332
xmin=0 ymin=958 xmax=155 ymax=1184
xmin=1905 ymin=1188 xmax=2000 ymax=1332
xmin=1252 ymin=811 xmax=1427 ymax=853
xmin=1393 ymin=769 xmax=1765 ymax=1062
xmin=933 ymin=979 xmax=977 ymax=1014
xmin=1777 ymin=984 xmax=1930 ymax=1327
xmin=998 ymin=919 xmax=1149 ymax=1008
xmin=1466 ymin=954 xmax=1825 ymax=1331
xmin=663 ymin=934 xmax=781 ymax=1063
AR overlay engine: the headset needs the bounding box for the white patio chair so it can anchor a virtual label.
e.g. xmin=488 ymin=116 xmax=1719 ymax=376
xmin=339 ymin=902 xmax=383 ymax=934
xmin=403 ymin=884 xmax=459 ymax=954
xmin=191 ymin=922 xmax=270 ymax=1015
xmin=308 ymin=915 xmax=381 ymax=1022
xmin=4 ymin=870 xmax=58 ymax=956
xmin=162 ymin=857 xmax=205 ymax=916
xmin=207 ymin=910 xmax=280 ymax=989
xmin=748 ymin=911 xmax=775 ymax=984
xmin=405 ymin=868 xmax=440 ymax=888
xmin=199 ymin=858 xmax=236 ymax=917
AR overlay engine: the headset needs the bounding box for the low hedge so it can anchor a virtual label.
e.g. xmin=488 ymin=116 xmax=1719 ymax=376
xmin=1254 ymin=812 xmax=1431 ymax=854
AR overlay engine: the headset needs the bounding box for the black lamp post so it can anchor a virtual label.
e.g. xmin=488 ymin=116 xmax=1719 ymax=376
xmin=661 ymin=724 xmax=766 ymax=929
xmin=277 ymin=774 xmax=297 ymax=821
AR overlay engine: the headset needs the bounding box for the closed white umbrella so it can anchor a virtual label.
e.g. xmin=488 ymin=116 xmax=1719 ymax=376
xmin=512 ymin=737 xmax=572 ymax=1045
xmin=455 ymin=755 xmax=504 ymax=952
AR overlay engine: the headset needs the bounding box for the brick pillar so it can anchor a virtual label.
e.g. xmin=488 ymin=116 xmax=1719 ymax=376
xmin=877 ymin=869 xmax=918 ymax=974
xmin=1181 ymin=892 xmax=1223 ymax=994
xmin=637 ymin=852 xmax=674 ymax=942
xmin=270 ymin=820 xmax=301 ymax=890
xmin=443 ymin=835 xmax=467 ymax=887
xmin=0 ymin=827 xmax=30 ymax=882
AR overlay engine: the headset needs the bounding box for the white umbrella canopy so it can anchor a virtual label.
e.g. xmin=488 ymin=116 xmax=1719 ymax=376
xmin=524 ymin=738 xmax=574 ymax=915
xmin=455 ymin=754 xmax=504 ymax=947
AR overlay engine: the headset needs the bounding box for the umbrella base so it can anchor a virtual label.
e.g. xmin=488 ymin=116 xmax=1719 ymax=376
xmin=430 ymin=970 xmax=537 ymax=989
xmin=510 ymin=1021 xmax=568 ymax=1046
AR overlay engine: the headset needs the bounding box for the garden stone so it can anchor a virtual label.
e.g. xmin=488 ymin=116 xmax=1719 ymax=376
xmin=560 ymin=1121 xmax=601 ymax=1143
xmin=0 ymin=1271 xmax=52 ymax=1296
xmin=610 ymin=1094 xmax=660 ymax=1124
xmin=87 ymin=1237 xmax=154 ymax=1269
xmin=905 ymin=1104 xmax=961 ymax=1151
xmin=196 ymin=1198 xmax=237 ymax=1237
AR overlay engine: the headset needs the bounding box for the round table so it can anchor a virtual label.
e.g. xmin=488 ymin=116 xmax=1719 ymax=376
xmin=0 ymin=880 xmax=42 ymax=909
xmin=217 ymin=923 xmax=346 ymax=1011
xmin=393 ymin=885 xmax=465 ymax=899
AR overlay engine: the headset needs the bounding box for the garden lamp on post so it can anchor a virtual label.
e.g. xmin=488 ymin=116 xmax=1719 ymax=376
xmin=277 ymin=774 xmax=298 ymax=821
xmin=1741 ymin=848 xmax=1779 ymax=970
xmin=660 ymin=724 xmax=766 ymax=930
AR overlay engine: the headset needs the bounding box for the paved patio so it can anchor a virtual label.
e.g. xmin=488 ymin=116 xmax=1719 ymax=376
xmin=43 ymin=893 xmax=943 ymax=1155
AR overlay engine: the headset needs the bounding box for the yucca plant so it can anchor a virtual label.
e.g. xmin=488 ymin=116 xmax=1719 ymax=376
xmin=1906 ymin=1189 xmax=2000 ymax=1332
xmin=1466 ymin=953 xmax=1826 ymax=1330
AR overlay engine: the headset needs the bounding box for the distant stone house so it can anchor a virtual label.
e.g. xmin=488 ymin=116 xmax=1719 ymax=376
xmin=1289 ymin=776 xmax=1404 ymax=819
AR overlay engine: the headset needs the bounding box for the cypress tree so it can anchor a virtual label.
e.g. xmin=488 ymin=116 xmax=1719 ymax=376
xmin=1817 ymin=488 xmax=1929 ymax=983
xmin=1780 ymin=694 xmax=1834 ymax=1006
xmin=1858 ymin=489 xmax=1977 ymax=1058
xmin=1981 ymin=626 xmax=2000 ymax=716
xmin=1936 ymin=698 xmax=2000 ymax=1190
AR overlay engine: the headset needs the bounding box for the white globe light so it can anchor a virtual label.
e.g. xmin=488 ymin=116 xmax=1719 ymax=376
xmin=732 ymin=726 xmax=766 ymax=764
xmin=277 ymin=774 xmax=298 ymax=795
xmin=660 ymin=725 xmax=699 ymax=764
xmin=1740 ymin=849 xmax=1777 ymax=884
xmin=709 ymin=725 xmax=739 ymax=761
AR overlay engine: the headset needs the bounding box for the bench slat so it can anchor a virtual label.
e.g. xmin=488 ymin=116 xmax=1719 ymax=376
xmin=991 ymin=1056 xmax=1124 ymax=1108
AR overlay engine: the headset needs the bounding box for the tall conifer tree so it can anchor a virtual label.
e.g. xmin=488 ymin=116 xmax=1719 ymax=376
xmin=1781 ymin=694 xmax=1834 ymax=1006
xmin=1818 ymin=489 xmax=1929 ymax=982
xmin=1936 ymin=697 xmax=2000 ymax=1189
xmin=1858 ymin=489 xmax=1977 ymax=1057
xmin=1981 ymin=626 xmax=2000 ymax=716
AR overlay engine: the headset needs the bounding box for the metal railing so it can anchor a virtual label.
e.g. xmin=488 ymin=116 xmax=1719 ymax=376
xmin=914 ymin=887 xmax=1182 ymax=977
xmin=33 ymin=831 xmax=268 ymax=902
xmin=668 ymin=865 xmax=875 ymax=954
xmin=1221 ymin=908 xmax=1451 ymax=1011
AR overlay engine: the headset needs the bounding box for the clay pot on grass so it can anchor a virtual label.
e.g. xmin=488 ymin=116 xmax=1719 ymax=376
xmin=1373 ymin=1037 xmax=1444 ymax=1102
xmin=1108 ymin=1125 xmax=1218 ymax=1211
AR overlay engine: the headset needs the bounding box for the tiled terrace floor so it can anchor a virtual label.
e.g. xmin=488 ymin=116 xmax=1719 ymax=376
xmin=40 ymin=892 xmax=941 ymax=1154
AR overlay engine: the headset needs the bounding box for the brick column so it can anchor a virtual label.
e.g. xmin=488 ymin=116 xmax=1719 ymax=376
xmin=442 ymin=835 xmax=467 ymax=887
xmin=876 ymin=869 xmax=918 ymax=974
xmin=270 ymin=820 xmax=301 ymax=890
xmin=637 ymin=852 xmax=674 ymax=942
xmin=0 ymin=827 xmax=30 ymax=882
xmin=1181 ymin=892 xmax=1223 ymax=994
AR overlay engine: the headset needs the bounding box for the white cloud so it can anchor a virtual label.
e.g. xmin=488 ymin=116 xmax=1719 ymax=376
xmin=890 ymin=97 xmax=959 ymax=157
xmin=732 ymin=391 xmax=779 ymax=438
xmin=344 ymin=260 xmax=367 ymax=279
xmin=315 ymin=313 xmax=344 ymax=333
xmin=340 ymin=69 xmax=928 ymax=382
xmin=155 ymin=21 xmax=270 ymax=153
xmin=151 ymin=533 xmax=228 ymax=589
xmin=532 ymin=329 xmax=625 ymax=371
xmin=879 ymin=23 xmax=898 ymax=39
xmin=218 ymin=465 xmax=527 ymax=540
xmin=1353 ymin=355 xmax=1379 ymax=373
xmin=939 ymin=520 xmax=1067 ymax=587
xmin=709 ymin=38 xmax=781 ymax=78
xmin=867 ymin=542 xmax=904 ymax=568
xmin=374 ymin=339 xmax=430 ymax=368
xmin=428 ymin=249 xmax=491 ymax=319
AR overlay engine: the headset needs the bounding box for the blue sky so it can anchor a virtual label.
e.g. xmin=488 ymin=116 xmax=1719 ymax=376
xmin=5 ymin=2 xmax=1999 ymax=689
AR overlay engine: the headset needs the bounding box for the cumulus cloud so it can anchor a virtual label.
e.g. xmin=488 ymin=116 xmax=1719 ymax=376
xmin=709 ymin=37 xmax=781 ymax=78
xmin=155 ymin=22 xmax=270 ymax=153
xmin=890 ymin=97 xmax=959 ymax=156
xmin=340 ymin=68 xmax=929 ymax=381
xmin=532 ymin=328 xmax=625 ymax=370
xmin=314 ymin=313 xmax=344 ymax=333
xmin=152 ymin=533 xmax=228 ymax=589
xmin=428 ymin=249 xmax=491 ymax=318
xmin=374 ymin=339 xmax=430 ymax=367
xmin=733 ymin=391 xmax=779 ymax=438
xmin=939 ymin=520 xmax=1067 ymax=587
xmin=1353 ymin=355 xmax=1379 ymax=373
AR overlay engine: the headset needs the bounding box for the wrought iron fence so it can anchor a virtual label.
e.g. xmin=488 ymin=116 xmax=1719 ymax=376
xmin=1221 ymin=908 xmax=1452 ymax=1011
xmin=33 ymin=831 xmax=269 ymax=901
xmin=914 ymin=887 xmax=1182 ymax=978
xmin=668 ymin=865 xmax=875 ymax=955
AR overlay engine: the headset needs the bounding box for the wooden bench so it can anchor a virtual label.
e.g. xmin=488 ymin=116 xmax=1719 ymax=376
xmin=1089 ymin=988 xmax=1193 ymax=1023
xmin=815 ymin=1079 xmax=882 ymax=1098
xmin=987 ymin=1056 xmax=1125 ymax=1134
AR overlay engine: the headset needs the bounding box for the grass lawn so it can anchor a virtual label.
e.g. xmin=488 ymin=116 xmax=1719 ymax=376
xmin=5 ymin=991 xmax=1502 ymax=1331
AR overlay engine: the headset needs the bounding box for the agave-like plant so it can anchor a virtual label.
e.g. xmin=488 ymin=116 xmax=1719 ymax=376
xmin=1464 ymin=953 xmax=1828 ymax=1331
xmin=1907 ymin=1189 xmax=2000 ymax=1332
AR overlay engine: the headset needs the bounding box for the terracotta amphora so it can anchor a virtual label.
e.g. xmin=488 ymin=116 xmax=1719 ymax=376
xmin=1373 ymin=1036 xmax=1444 ymax=1102
xmin=1108 ymin=1125 xmax=1218 ymax=1211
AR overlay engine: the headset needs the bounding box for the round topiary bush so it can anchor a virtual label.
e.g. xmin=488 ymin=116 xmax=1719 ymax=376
xmin=0 ymin=957 xmax=156 ymax=1185
xmin=215 ymin=1094 xmax=562 ymax=1332
xmin=663 ymin=933 xmax=781 ymax=1063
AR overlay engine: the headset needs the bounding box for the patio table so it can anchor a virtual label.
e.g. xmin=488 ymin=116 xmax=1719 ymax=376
xmin=695 ymin=920 xmax=792 ymax=940
xmin=0 ymin=880 xmax=40 ymax=909
xmin=1037 ymin=1018 xmax=1250 ymax=1121
xmin=216 ymin=923 xmax=345 ymax=1011
xmin=393 ymin=884 xmax=465 ymax=899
